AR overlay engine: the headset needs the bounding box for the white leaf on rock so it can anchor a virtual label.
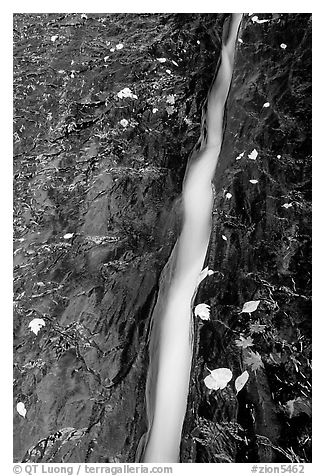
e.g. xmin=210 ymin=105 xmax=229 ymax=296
xmin=117 ymin=87 xmax=138 ymax=100
xmin=251 ymin=16 xmax=270 ymax=24
xmin=194 ymin=303 xmax=210 ymax=321
xmin=235 ymin=371 xmax=249 ymax=393
xmin=204 ymin=368 xmax=233 ymax=390
xmin=17 ymin=402 xmax=27 ymax=418
xmin=28 ymin=318 xmax=46 ymax=335
xmin=240 ymin=300 xmax=260 ymax=314
xmin=249 ymin=179 xmax=259 ymax=184
xmin=248 ymin=149 xmax=258 ymax=160
xmin=166 ymin=95 xmax=175 ymax=104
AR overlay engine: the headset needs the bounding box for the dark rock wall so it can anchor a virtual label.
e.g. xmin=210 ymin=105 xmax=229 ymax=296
xmin=13 ymin=13 xmax=311 ymax=463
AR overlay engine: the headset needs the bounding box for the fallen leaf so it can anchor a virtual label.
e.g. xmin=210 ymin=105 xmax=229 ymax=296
xmin=225 ymin=192 xmax=232 ymax=199
xmin=157 ymin=57 xmax=167 ymax=63
xmin=249 ymin=323 xmax=266 ymax=334
xmin=28 ymin=318 xmax=46 ymax=335
xmin=235 ymin=370 xmax=249 ymax=393
xmin=244 ymin=351 xmax=264 ymax=371
xmin=235 ymin=335 xmax=254 ymax=348
xmin=51 ymin=35 xmax=58 ymax=42
xmin=197 ymin=266 xmax=215 ymax=286
xmin=116 ymin=43 xmax=124 ymax=50
xmin=152 ymin=108 xmax=158 ymax=114
xmin=240 ymin=300 xmax=260 ymax=313
xmin=263 ymin=102 xmax=270 ymax=108
xmin=282 ymin=203 xmax=293 ymax=209
xmin=166 ymin=94 xmax=175 ymax=104
xmin=238 ymin=38 xmax=243 ymax=44
xmin=283 ymin=397 xmax=311 ymax=419
xmin=81 ymin=13 xmax=88 ymax=20
xmin=166 ymin=69 xmax=172 ymax=74
xmin=204 ymin=368 xmax=233 ymax=390
xmin=249 ymin=179 xmax=259 ymax=184
xmin=17 ymin=402 xmax=26 ymax=418
xmin=63 ymin=233 xmax=74 ymax=239
xmin=119 ymin=119 xmax=129 ymax=127
xmin=235 ymin=152 xmax=245 ymax=160
xmin=251 ymin=16 xmax=270 ymax=24
xmin=280 ymin=43 xmax=287 ymax=49
xmin=248 ymin=149 xmax=258 ymax=160
xmin=222 ymin=235 xmax=227 ymax=241
xmin=194 ymin=303 xmax=210 ymax=321
xmin=117 ymin=87 xmax=138 ymax=100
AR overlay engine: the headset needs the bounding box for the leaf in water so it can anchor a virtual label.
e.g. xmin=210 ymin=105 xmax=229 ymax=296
xmin=235 ymin=335 xmax=254 ymax=348
xmin=17 ymin=402 xmax=26 ymax=418
xmin=157 ymin=57 xmax=167 ymax=63
xmin=235 ymin=151 xmax=245 ymax=160
xmin=206 ymin=368 xmax=233 ymax=390
xmin=244 ymin=351 xmax=264 ymax=371
xmin=197 ymin=267 xmax=215 ymax=286
xmin=282 ymin=203 xmax=293 ymax=209
xmin=194 ymin=303 xmax=210 ymax=321
xmin=235 ymin=370 xmax=249 ymax=393
xmin=248 ymin=149 xmax=258 ymax=160
xmin=249 ymin=179 xmax=259 ymax=184
xmin=240 ymin=300 xmax=260 ymax=313
xmin=63 ymin=233 xmax=74 ymax=239
xmin=28 ymin=318 xmax=46 ymax=335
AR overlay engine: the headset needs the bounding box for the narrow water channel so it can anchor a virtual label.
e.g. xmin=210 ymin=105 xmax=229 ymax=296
xmin=136 ymin=14 xmax=243 ymax=463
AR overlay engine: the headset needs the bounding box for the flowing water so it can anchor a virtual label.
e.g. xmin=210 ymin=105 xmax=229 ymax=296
xmin=138 ymin=15 xmax=243 ymax=462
